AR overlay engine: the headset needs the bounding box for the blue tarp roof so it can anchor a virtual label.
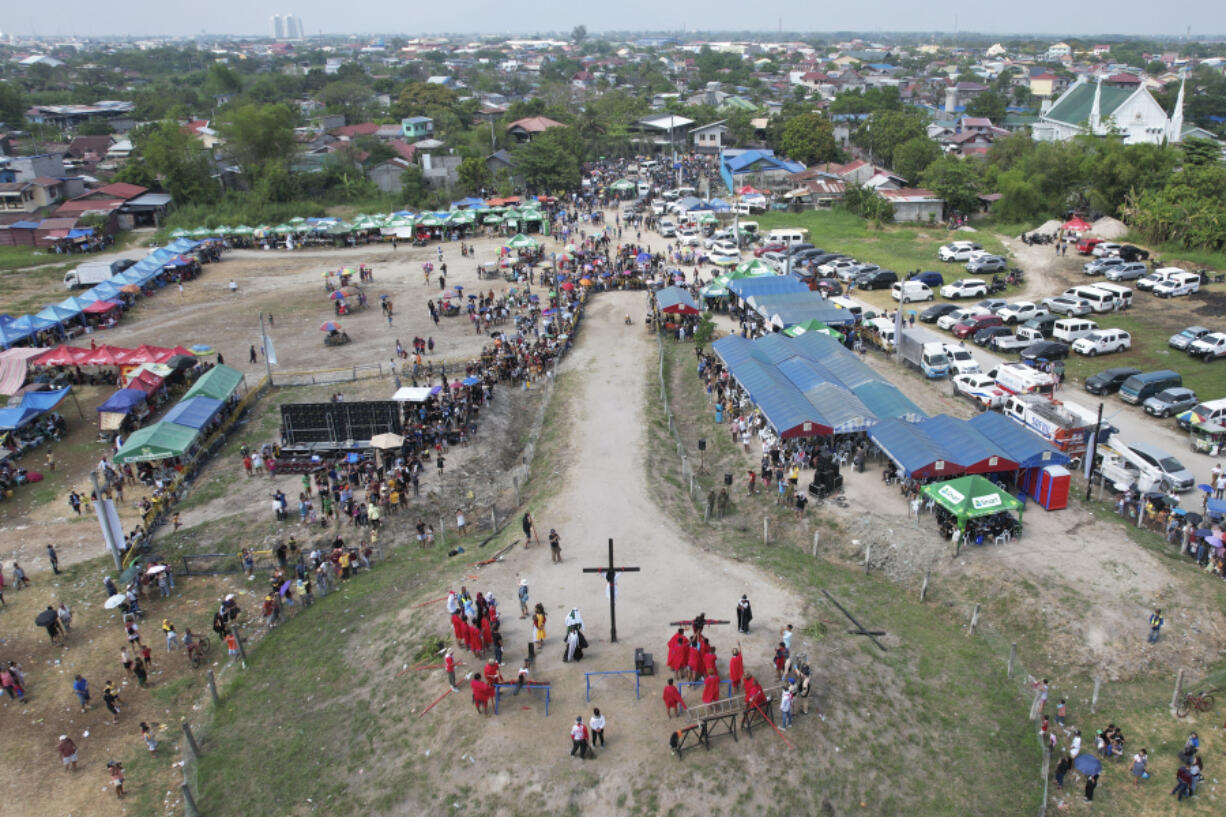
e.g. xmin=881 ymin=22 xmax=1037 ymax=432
xmin=803 ymin=382 xmax=877 ymax=433
xmin=58 ymin=296 xmax=96 ymax=312
xmin=919 ymin=414 xmax=1019 ymax=474
xmin=655 ymin=286 xmax=700 ymax=314
xmin=727 ymin=358 xmax=831 ymax=438
xmin=36 ymin=304 xmax=82 ymax=324
xmin=0 ymin=323 xmax=34 ymax=347
xmin=967 ymin=411 xmax=1070 ymax=469
xmin=0 ymin=407 xmax=40 ymax=430
xmin=708 ymin=198 xmax=732 ymax=212
xmin=869 ymin=418 xmax=964 ymax=479
xmin=852 ymin=381 xmax=925 ymax=422
xmin=97 ymin=388 xmax=147 ymax=414
xmin=19 ymin=386 xmax=70 ymax=412
xmin=84 ymin=281 xmax=124 ymax=301
xmin=766 ymin=303 xmax=858 ymax=328
xmin=728 ymin=277 xmax=805 ymax=301
xmin=8 ymin=314 xmax=59 ymax=333
xmin=161 ymin=396 xmax=223 ymax=430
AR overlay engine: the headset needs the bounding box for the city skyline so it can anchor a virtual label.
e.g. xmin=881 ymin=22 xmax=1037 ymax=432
xmin=8 ymin=0 xmax=1226 ymax=39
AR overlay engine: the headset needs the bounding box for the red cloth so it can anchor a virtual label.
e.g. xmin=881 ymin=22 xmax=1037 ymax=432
xmin=444 ymin=654 xmax=455 ymax=673
xmin=702 ymin=674 xmax=720 ymax=703
xmin=481 ymin=617 xmax=493 ymax=645
xmin=666 ymin=635 xmax=685 ymax=671
xmin=703 ymin=652 xmax=718 ymax=680
xmin=729 ymin=653 xmax=744 ymax=683
xmin=451 ymin=613 xmax=465 ymax=640
xmin=465 ymin=622 xmax=482 ymax=652
xmin=483 ymin=660 xmax=499 ymax=684
xmin=470 ymin=678 xmax=494 ymax=705
xmin=687 ymin=645 xmax=702 ymax=675
xmin=662 ymin=684 xmax=686 ymax=711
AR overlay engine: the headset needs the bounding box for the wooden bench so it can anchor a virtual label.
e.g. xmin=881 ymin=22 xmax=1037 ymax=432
xmin=699 ymin=711 xmax=738 ymax=749
xmin=670 ymin=724 xmax=703 ymax=760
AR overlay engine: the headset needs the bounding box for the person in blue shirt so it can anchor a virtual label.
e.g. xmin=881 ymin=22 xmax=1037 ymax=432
xmin=72 ymin=675 xmax=90 ymax=712
xmin=1148 ymin=608 xmax=1164 ymax=643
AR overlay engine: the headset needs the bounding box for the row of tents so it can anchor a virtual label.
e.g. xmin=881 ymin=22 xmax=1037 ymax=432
xmin=0 ymin=239 xmax=205 ymax=349
xmin=111 ymin=364 xmax=245 ymax=465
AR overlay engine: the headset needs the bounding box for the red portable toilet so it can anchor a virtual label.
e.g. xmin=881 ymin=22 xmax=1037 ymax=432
xmin=1034 ymin=465 xmax=1070 ymax=510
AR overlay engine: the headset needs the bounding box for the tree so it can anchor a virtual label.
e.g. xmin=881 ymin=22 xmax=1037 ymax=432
xmin=514 ymin=127 xmax=581 ymax=192
xmin=118 ymin=119 xmax=218 ymax=205
xmin=400 ymin=164 xmax=428 ymax=207
xmin=76 ymin=120 xmax=114 ymax=136
xmin=921 ymin=157 xmax=981 ymax=217
xmin=571 ymin=25 xmax=587 ymax=44
xmin=892 ymin=137 xmax=941 ymax=185
xmin=391 ymin=82 xmax=458 ymax=120
xmin=965 ymin=91 xmax=1007 ymax=125
xmin=320 ymin=81 xmax=371 ymax=124
xmin=778 ymin=113 xmax=836 ymax=166
xmin=0 ymin=80 xmax=26 ymax=126
xmin=456 ymin=156 xmax=493 ymax=195
xmin=855 ymin=110 xmax=926 ymax=166
xmin=218 ymin=104 xmax=297 ymax=180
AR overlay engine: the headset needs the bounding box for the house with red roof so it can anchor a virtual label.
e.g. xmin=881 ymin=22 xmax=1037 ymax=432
xmin=506 ymin=116 xmax=566 ymax=142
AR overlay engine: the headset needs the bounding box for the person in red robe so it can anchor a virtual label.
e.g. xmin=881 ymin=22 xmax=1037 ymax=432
xmin=468 ymin=673 xmax=494 ymax=714
xmin=480 ymin=615 xmax=493 ymax=647
xmin=728 ymin=647 xmax=744 ymax=693
xmin=687 ymin=639 xmax=703 ymax=679
xmin=466 ymin=621 xmax=483 ymax=654
xmin=483 ymin=659 xmax=502 ymax=686
xmin=702 ymin=673 xmax=720 ymax=703
xmin=745 ymin=676 xmax=767 ymax=712
xmin=702 ymin=647 xmax=718 ymax=680
xmin=662 ymin=678 xmax=687 ymax=717
xmin=666 ymin=629 xmax=686 ymax=676
xmin=451 ymin=612 xmax=466 ymax=645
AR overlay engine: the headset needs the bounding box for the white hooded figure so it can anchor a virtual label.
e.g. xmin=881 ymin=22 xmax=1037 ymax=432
xmin=565 ymin=608 xmax=584 ymax=630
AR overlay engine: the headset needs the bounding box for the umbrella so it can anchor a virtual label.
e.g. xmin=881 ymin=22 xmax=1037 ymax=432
xmin=1073 ymin=754 xmax=1102 ymax=776
xmin=580 ymin=278 xmax=593 ymax=286
xmin=120 ymin=561 xmax=143 ymax=583
xmin=1195 ymin=528 xmax=1212 ymax=538
xmin=1208 ymin=535 xmax=1224 ymax=549
xmin=146 ymin=564 xmax=167 ymax=575
xmin=329 ymin=290 xmax=348 ymax=300
xmin=166 ymin=354 xmax=196 ymax=370
xmin=1199 ymin=483 xmax=1213 ymax=493
xmin=104 ymin=594 xmax=128 ymax=609
xmin=36 ymin=608 xmax=58 ymax=627
xmin=1186 ymin=513 xmax=1203 ymax=526
xmin=636 ymin=251 xmax=651 ymax=263
xmin=346 ymin=453 xmax=361 ymax=463
xmin=320 ymin=321 xmax=342 ymax=332
xmin=560 ymin=282 xmax=575 ymax=291
xmin=370 ymin=433 xmax=404 ymax=449
xmin=450 ymin=381 xmax=464 ymax=390
xmin=190 ymin=344 xmax=214 ymax=356
xmin=462 ymin=376 xmax=480 ymax=386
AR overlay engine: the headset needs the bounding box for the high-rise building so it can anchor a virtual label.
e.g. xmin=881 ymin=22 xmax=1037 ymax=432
xmin=271 ymin=15 xmax=284 ymax=39
xmin=286 ymin=14 xmax=304 ymax=40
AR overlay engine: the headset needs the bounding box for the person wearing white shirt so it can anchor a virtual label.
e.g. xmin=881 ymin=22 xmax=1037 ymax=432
xmin=589 ymin=708 xmax=606 ymax=748
xmin=1070 ymin=730 xmax=1082 ymax=757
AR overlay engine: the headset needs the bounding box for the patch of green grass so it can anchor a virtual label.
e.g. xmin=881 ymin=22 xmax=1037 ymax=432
xmin=1125 ymin=231 xmax=1226 ymax=272
xmin=0 ymin=245 xmax=58 ymax=271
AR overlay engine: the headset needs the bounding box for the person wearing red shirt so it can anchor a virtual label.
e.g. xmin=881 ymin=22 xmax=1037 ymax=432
xmin=444 ymin=650 xmax=458 ymax=691
xmin=483 ymin=659 xmax=502 ymax=686
xmin=728 ymin=646 xmax=744 ymax=693
xmin=468 ymin=673 xmax=493 ymax=715
xmin=702 ymin=647 xmax=718 ymax=680
xmin=687 ymin=639 xmax=703 ymax=679
xmin=450 ymin=612 xmax=465 ymax=646
xmin=662 ymin=678 xmax=687 ymax=717
xmin=702 ymin=673 xmax=720 ymax=703
xmin=466 ymin=621 xmax=483 ymax=655
xmin=666 ymin=629 xmax=686 ymax=676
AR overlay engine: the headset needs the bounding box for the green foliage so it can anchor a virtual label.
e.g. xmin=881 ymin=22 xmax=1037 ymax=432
xmin=117 ymin=119 xmax=218 ymax=205
xmin=964 ymin=91 xmax=1008 ymax=125
xmin=842 ymin=184 xmax=895 ymax=225
xmin=390 ymin=82 xmax=460 ymax=121
xmin=693 ymin=313 xmax=716 ymax=346
xmin=1081 ymin=138 xmax=1175 ymax=217
xmin=892 ymin=136 xmax=942 ymax=185
xmin=1125 ymin=162 xmax=1226 ymax=250
xmin=828 ymin=86 xmax=903 ymax=115
xmin=854 ymin=109 xmax=926 ymax=165
xmin=779 ymin=112 xmax=836 ymax=166
xmin=571 ymin=25 xmax=587 ymax=44
xmin=320 ymin=81 xmax=372 ymax=124
xmin=399 ymin=164 xmax=429 ymax=208
xmin=921 ymin=157 xmax=980 ymax=216
xmin=514 ymin=127 xmax=582 ymax=192
xmin=0 ymin=80 xmax=26 ymax=126
xmin=456 ymin=156 xmax=493 ymax=195
xmin=218 ymin=104 xmax=297 ymax=193
xmin=74 ymin=120 xmax=114 ymax=136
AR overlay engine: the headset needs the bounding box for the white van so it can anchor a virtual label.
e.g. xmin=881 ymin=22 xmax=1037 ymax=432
xmin=828 ymin=295 xmax=864 ymax=319
xmin=1052 ymin=317 xmax=1098 ymax=343
xmin=1090 ymin=282 xmax=1133 ymax=310
xmin=1063 ymin=285 xmax=1118 ymax=313
xmin=891 ymin=280 xmax=933 ymax=303
xmin=766 ymin=228 xmax=809 ymax=245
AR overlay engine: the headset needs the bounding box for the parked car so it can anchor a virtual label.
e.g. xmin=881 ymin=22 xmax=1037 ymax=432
xmin=1125 ymin=441 xmax=1196 ymax=492
xmin=1041 ymin=295 xmax=1093 ymax=317
xmin=1104 ymin=262 xmax=1149 ymax=282
xmin=1169 ymin=326 xmax=1211 ymax=350
xmin=812 ymin=277 xmax=843 ymax=296
xmin=891 ymin=280 xmax=933 ymax=302
xmin=908 ymin=271 xmax=945 ymax=288
xmin=1084 ymin=367 xmax=1142 ymax=395
xmin=940 ymin=278 xmax=989 ymax=299
xmin=996 ymin=301 xmax=1047 ymax=324
xmin=953 ymin=314 xmax=1003 ymax=339
xmin=938 ymin=241 xmax=982 ymax=262
xmin=753 ymin=242 xmax=787 ymax=257
xmin=938 ymin=307 xmax=988 ymax=331
xmin=991 ymin=333 xmax=1033 ymax=353
xmin=943 ymin=344 xmax=982 ymax=374
xmin=1143 ymin=387 xmax=1200 ymax=418
xmin=1116 ymin=245 xmax=1150 ymax=262
xmin=953 ymin=373 xmax=1007 ymax=408
xmin=1071 ymin=329 xmax=1132 ymax=356
xmin=855 ymin=269 xmax=899 ymax=290
xmin=1136 ymin=267 xmax=1184 ymax=292
xmin=1019 ymin=341 xmax=1070 ymax=363
xmin=844 ymin=263 xmax=881 ymax=283
xmin=919 ymin=303 xmax=959 ymax=324
xmin=1018 ymin=314 xmax=1060 ymax=340
xmin=974 ymin=325 xmax=1013 ymax=347
xmin=1083 ymin=256 xmax=1125 ymax=276
xmin=1188 ymin=332 xmax=1226 ymax=362
xmin=678 ymin=229 xmax=703 ymax=247
xmin=1152 ymin=272 xmax=1201 ymax=298
xmin=1092 ymin=241 xmax=1122 ymax=257
xmin=818 ymin=257 xmax=857 ymax=277
xmin=1076 ymin=237 xmax=1103 ymax=254
xmin=966 ymin=255 xmax=1008 ymax=274
xmin=707 ymin=239 xmax=738 ymax=256
xmin=975 ymin=298 xmax=1009 ymax=314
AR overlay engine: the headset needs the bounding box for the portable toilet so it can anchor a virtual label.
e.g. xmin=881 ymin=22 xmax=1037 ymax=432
xmin=1033 ymin=465 xmax=1071 ymax=510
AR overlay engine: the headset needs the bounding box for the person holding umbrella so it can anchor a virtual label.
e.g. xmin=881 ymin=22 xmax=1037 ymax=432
xmin=37 ymin=606 xmax=63 ymax=645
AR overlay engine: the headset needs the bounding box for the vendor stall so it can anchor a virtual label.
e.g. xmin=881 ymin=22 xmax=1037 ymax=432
xmin=113 ymin=421 xmax=200 ymax=465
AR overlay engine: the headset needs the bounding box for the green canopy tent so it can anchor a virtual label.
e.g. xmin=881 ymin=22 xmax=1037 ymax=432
xmin=482 ymin=215 xmax=503 ymax=225
xmin=325 ymin=222 xmax=353 ymax=236
xmin=783 ymin=320 xmax=844 ymax=341
xmin=734 ymin=259 xmax=774 ymax=276
xmin=189 ymin=226 xmax=214 ymax=238
xmin=231 ymin=225 xmax=255 ymax=236
xmin=608 ymin=179 xmax=637 ymax=195
xmin=505 ymin=233 xmax=539 ymax=250
xmin=113 ymin=422 xmax=200 ymax=465
xmin=183 ymin=364 xmax=244 ymax=401
xmin=170 ymin=228 xmax=190 ymax=239
xmin=920 ymin=475 xmax=1024 ymax=531
xmin=700 ymin=261 xmax=775 ymax=297
xmin=416 ymin=214 xmax=445 ymax=227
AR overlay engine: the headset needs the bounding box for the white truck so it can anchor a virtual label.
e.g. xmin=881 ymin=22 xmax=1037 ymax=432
xmin=1001 ymin=394 xmax=1096 ymax=457
xmin=992 ymin=362 xmax=1057 ymax=396
xmin=898 ymin=327 xmax=951 ymax=378
xmin=64 ymin=259 xmax=128 ymax=289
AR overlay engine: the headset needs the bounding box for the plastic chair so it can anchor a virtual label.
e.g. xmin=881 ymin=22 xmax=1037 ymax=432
xmin=994 ymin=530 xmax=1011 ymax=546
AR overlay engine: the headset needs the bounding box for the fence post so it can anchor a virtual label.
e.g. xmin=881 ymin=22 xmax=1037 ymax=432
xmin=181 ymin=782 xmax=200 ymax=817
xmin=811 ymin=530 xmax=820 ymax=557
xmin=762 ymin=516 xmax=769 ymax=544
xmin=1170 ymin=668 xmax=1184 ymax=714
xmin=207 ymin=670 xmax=220 ymax=706
xmin=438 ymin=517 xmax=446 ymax=547
xmin=513 ymin=475 xmax=521 ymax=506
xmin=1008 ymin=643 xmax=1017 ymax=679
xmin=490 ymin=505 xmax=497 ymax=532
xmin=920 ymin=568 xmax=930 ymax=602
xmin=864 ymin=543 xmax=871 ymax=575
xmin=230 ymin=624 xmax=247 ymax=665
xmin=1091 ymin=676 xmax=1101 ymax=714
xmin=968 ymin=603 xmax=981 ymax=636
xmin=182 ymin=722 xmax=202 ymax=760
xmin=689 ymin=474 xmax=695 ymax=498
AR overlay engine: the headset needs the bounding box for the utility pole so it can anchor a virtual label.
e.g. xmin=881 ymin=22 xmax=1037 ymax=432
xmin=1083 ymin=402 xmax=1103 ymax=501
xmin=259 ymin=312 xmax=273 ymax=384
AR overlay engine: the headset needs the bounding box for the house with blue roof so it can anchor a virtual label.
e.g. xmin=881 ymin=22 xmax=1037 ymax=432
xmin=719 ymin=149 xmax=805 ymax=194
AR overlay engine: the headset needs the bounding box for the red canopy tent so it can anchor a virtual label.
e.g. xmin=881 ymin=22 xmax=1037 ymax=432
xmin=125 ymin=369 xmax=164 ymax=395
xmin=1062 ymin=217 xmax=1092 ymax=234
xmin=33 ymin=345 xmax=90 ymax=366
xmin=737 ymin=185 xmax=764 ymax=196
xmin=81 ymin=344 xmax=128 ymax=366
xmin=165 ymin=346 xmax=195 ymax=359
xmin=126 ymin=344 xmax=174 ymax=364
xmin=83 ymin=300 xmax=121 ymax=314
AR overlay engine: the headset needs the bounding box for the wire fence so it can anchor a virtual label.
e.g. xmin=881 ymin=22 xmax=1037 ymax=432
xmin=270 ymin=362 xmax=387 ymax=387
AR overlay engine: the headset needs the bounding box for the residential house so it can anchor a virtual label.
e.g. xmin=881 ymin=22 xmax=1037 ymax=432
xmin=66 ymin=135 xmax=113 ymax=166
xmin=1044 ymin=43 xmax=1073 ymax=62
xmin=401 ymin=117 xmax=434 ymax=140
xmin=719 ymin=149 xmax=805 ymax=193
xmin=506 ymin=116 xmax=566 ymax=143
xmin=367 ymin=158 xmax=414 ymax=194
xmin=0 ymin=182 xmax=36 ymax=213
xmin=1033 ymin=76 xmax=1174 ymax=145
xmin=5 ymin=153 xmax=66 ymax=182
xmin=630 ymin=114 xmax=694 ymax=154
xmin=1028 ymin=71 xmax=1067 ymax=98
xmin=878 ymin=188 xmax=944 ymax=222
xmin=691 ymin=121 xmax=729 ymax=155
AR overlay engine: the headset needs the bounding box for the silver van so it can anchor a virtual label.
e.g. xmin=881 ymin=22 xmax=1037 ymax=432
xmin=1063 ymin=285 xmax=1118 ymax=313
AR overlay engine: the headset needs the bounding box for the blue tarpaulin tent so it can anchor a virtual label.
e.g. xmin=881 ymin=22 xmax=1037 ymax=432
xmin=0 ymin=407 xmax=40 ymax=430
xmin=966 ymin=412 xmax=1069 ymax=469
xmin=0 ymin=323 xmax=35 ymax=348
xmin=97 ymin=389 xmax=148 ymax=415
xmin=36 ymin=304 xmax=82 ymax=325
xmin=655 ymin=286 xmax=701 ymax=315
xmin=918 ymin=414 xmax=1019 ymax=474
xmin=19 ymin=386 xmax=71 ymax=413
xmin=852 ymin=381 xmax=925 ymax=422
xmin=726 ymin=358 xmax=832 ymax=438
xmin=869 ymin=418 xmax=965 ymax=479
xmin=7 ymin=314 xmax=59 ymax=334
xmin=161 ymin=396 xmax=223 ymax=430
xmin=84 ymin=281 xmax=125 ymax=301
xmin=728 ymin=277 xmax=805 ymax=301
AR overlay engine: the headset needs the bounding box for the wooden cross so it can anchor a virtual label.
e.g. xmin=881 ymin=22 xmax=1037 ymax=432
xmin=822 ymin=589 xmax=887 ymax=652
xmin=581 ymin=538 xmax=640 ymax=643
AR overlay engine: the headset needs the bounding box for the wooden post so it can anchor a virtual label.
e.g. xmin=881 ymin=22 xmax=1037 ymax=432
xmin=968 ymin=603 xmax=981 ymax=636
xmin=512 ymin=475 xmax=520 ymax=506
xmin=689 ymin=474 xmax=695 ymax=498
xmin=1171 ymin=668 xmax=1184 ymax=713
xmin=182 ymin=722 xmax=202 ymax=760
xmin=1091 ymin=677 xmax=1101 ymax=714
xmin=438 ymin=517 xmax=446 ymax=547
xmin=489 ymin=505 xmax=497 ymax=532
xmin=1008 ymin=643 xmax=1017 ymax=679
xmin=762 ymin=516 xmax=769 ymax=544
xmin=864 ymin=543 xmax=871 ymax=575
xmin=920 ymin=569 xmax=930 ymax=602
xmin=811 ymin=531 xmax=820 ymax=558
xmin=181 ymin=782 xmax=200 ymax=817
xmin=207 ymin=670 xmax=220 ymax=706
xmin=229 ymin=624 xmax=247 ymax=664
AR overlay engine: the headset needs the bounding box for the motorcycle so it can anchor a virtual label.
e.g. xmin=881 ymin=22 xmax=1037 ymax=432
xmin=987 ymin=275 xmax=1008 ymax=295
xmin=1006 ymin=268 xmax=1025 ymax=285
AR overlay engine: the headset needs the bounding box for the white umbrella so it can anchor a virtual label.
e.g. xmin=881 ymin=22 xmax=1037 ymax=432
xmin=104 ymin=594 xmax=127 ymax=609
xmin=145 ymin=564 xmax=167 ymax=575
xmin=370 ymin=432 xmax=404 ymax=450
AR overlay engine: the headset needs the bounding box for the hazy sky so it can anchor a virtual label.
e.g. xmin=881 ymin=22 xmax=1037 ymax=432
xmin=14 ymin=0 xmax=1226 ymax=38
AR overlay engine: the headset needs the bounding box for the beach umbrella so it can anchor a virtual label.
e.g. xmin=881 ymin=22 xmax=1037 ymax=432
xmin=146 ymin=564 xmax=167 ymax=576
xmin=320 ymin=321 xmax=342 ymax=332
xmin=232 ymin=225 xmax=254 ymax=236
xmin=120 ymin=561 xmax=143 ymax=583
xmin=636 ymin=251 xmax=651 ymax=263
xmin=35 ymin=608 xmax=58 ymax=627
xmin=505 ymin=233 xmax=538 ymax=250
xmin=560 ymin=282 xmax=575 ymax=291
xmin=482 ymin=215 xmax=502 ymax=224
xmin=104 ymin=594 xmax=128 ymax=610
xmin=580 ymin=278 xmax=592 ymax=286
xmin=189 ymin=226 xmax=213 ymax=238
xmin=190 ymin=344 xmax=215 ymax=356
xmin=1073 ymin=754 xmax=1102 ymax=776
xmin=462 ymin=376 xmax=480 ymax=386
